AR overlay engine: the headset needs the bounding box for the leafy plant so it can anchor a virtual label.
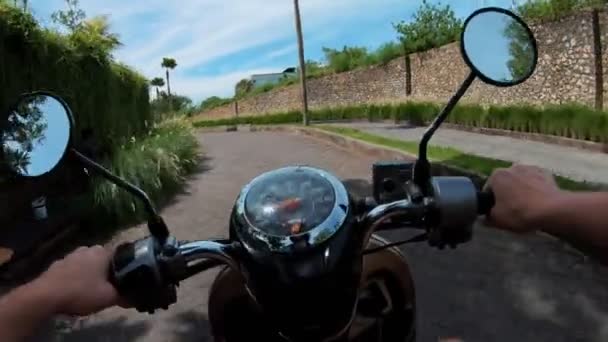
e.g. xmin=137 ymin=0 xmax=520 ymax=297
xmin=322 ymin=46 xmax=372 ymax=73
xmin=235 ymin=78 xmax=254 ymax=98
xmin=371 ymin=42 xmax=404 ymax=65
xmin=91 ymin=119 xmax=200 ymax=225
xmin=51 ymin=0 xmax=86 ymax=31
xmin=393 ymin=0 xmax=463 ymax=55
xmin=194 ymin=101 xmax=608 ymax=144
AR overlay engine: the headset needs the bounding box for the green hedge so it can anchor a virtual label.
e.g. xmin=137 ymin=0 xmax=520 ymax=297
xmin=194 ymin=102 xmax=608 ymax=143
xmin=0 ymin=5 xmax=151 ymax=150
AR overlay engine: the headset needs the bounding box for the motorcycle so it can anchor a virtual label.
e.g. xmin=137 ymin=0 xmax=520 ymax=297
xmin=0 ymin=7 xmax=537 ymax=342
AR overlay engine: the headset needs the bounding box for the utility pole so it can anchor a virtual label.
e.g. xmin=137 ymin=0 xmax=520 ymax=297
xmin=293 ymin=0 xmax=309 ymax=126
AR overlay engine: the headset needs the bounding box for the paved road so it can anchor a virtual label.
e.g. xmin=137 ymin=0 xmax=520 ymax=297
xmin=331 ymin=122 xmax=608 ymax=184
xmin=37 ymin=131 xmax=608 ymax=342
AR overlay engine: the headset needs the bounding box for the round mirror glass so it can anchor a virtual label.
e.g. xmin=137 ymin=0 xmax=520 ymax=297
xmin=1 ymin=94 xmax=72 ymax=177
xmin=462 ymin=8 xmax=538 ymax=86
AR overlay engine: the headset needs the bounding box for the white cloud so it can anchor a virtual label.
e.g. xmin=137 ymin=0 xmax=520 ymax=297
xmin=33 ymin=0 xmax=407 ymax=101
xmin=265 ymin=43 xmax=298 ymax=60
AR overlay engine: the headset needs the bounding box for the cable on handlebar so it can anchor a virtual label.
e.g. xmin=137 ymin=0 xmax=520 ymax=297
xmin=362 ymin=233 xmax=428 ymax=255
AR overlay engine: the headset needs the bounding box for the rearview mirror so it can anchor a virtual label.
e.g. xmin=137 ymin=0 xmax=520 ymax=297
xmin=1 ymin=92 xmax=73 ymax=177
xmin=413 ymin=7 xmax=537 ymax=191
xmin=461 ymin=7 xmax=538 ymax=86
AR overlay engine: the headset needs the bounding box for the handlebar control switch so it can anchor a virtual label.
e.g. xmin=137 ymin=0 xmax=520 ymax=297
xmin=427 ymin=177 xmax=478 ymax=248
xmin=110 ymin=237 xmax=177 ymax=313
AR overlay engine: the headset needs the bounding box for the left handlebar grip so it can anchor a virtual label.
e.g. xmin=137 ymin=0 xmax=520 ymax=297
xmin=477 ymin=191 xmax=495 ymax=215
xmin=110 ymin=238 xmax=177 ymax=313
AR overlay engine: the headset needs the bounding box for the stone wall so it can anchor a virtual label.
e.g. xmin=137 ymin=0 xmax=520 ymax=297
xmin=198 ymin=7 xmax=608 ymax=121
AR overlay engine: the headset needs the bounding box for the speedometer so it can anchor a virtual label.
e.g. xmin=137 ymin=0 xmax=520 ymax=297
xmin=244 ymin=167 xmax=336 ymax=237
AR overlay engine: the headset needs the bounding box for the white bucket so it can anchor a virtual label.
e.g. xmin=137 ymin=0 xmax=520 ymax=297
xmin=32 ymin=196 xmax=48 ymax=220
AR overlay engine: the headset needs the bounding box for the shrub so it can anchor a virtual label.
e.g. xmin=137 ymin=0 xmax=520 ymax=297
xmin=450 ymin=104 xmax=486 ymax=127
xmin=394 ymin=102 xmax=440 ymax=125
xmin=90 ymin=119 xmax=199 ymax=225
xmin=193 ymin=102 xmax=608 ymax=143
xmin=372 ymin=42 xmax=404 ymax=65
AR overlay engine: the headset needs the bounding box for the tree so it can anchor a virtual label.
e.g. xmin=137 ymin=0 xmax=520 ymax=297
xmin=51 ymin=0 xmax=86 ymax=31
xmin=1 ymin=96 xmax=48 ymax=175
xmin=235 ymin=78 xmax=253 ymax=98
xmin=293 ymin=0 xmax=309 ymax=125
xmin=505 ymin=19 xmax=536 ymax=82
xmin=150 ymin=77 xmax=165 ymax=99
xmin=393 ymin=0 xmax=462 ymax=55
xmin=161 ymin=57 xmax=177 ymax=98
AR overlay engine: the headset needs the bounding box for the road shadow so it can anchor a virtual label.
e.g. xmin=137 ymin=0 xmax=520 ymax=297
xmin=167 ymin=310 xmax=214 ymax=342
xmin=381 ymin=220 xmax=608 ymax=342
xmin=36 ymin=310 xmax=214 ymax=342
xmin=341 ymin=172 xmax=608 ymax=340
xmin=31 ymin=316 xmax=150 ymax=342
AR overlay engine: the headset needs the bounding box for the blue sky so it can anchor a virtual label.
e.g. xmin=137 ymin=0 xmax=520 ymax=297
xmin=30 ymin=0 xmax=522 ymax=103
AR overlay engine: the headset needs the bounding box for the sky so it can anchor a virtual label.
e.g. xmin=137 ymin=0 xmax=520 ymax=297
xmin=29 ymin=0 xmax=523 ymax=103
xmin=464 ymin=11 xmax=527 ymax=82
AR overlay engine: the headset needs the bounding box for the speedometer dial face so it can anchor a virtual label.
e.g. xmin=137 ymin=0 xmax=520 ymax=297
xmin=244 ymin=168 xmax=336 ymax=237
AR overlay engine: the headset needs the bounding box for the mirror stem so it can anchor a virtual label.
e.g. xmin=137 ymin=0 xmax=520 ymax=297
xmin=414 ymin=72 xmax=476 ymax=191
xmin=70 ymin=148 xmax=169 ymax=243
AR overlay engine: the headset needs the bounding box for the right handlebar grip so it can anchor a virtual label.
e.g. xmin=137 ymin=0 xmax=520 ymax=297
xmin=477 ymin=191 xmax=495 ymax=215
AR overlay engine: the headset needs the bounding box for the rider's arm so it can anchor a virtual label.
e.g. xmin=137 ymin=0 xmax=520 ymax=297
xmin=486 ymin=164 xmax=608 ymax=261
xmin=0 ymin=246 xmax=121 ymax=342
xmin=538 ymin=192 xmax=608 ymax=245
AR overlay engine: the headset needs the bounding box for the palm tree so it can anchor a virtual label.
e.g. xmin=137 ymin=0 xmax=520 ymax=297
xmin=293 ymin=0 xmax=309 ymax=125
xmin=161 ymin=57 xmax=177 ymax=98
xmin=150 ymin=77 xmax=165 ymax=99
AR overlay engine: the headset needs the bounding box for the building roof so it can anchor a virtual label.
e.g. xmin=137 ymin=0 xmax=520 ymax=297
xmin=250 ymin=67 xmax=296 ymax=78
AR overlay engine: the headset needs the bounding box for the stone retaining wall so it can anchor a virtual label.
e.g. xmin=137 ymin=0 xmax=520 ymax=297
xmin=198 ymin=7 xmax=608 ymax=120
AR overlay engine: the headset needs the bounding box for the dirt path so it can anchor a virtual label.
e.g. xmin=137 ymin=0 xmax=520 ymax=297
xmin=38 ymin=131 xmax=608 ymax=342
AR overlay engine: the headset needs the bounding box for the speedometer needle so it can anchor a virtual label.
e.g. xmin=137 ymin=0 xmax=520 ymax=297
xmin=277 ymin=198 xmax=302 ymax=212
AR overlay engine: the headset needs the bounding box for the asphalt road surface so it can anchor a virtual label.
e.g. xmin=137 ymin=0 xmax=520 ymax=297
xmin=35 ymin=131 xmax=608 ymax=342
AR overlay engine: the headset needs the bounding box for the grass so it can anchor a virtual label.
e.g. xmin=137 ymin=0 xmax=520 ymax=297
xmin=193 ymin=101 xmax=608 ymax=144
xmin=316 ymin=125 xmax=597 ymax=191
xmin=89 ymin=118 xmax=200 ymax=226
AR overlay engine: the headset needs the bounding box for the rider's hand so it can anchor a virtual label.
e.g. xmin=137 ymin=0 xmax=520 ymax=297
xmin=33 ymin=245 xmax=121 ymax=316
xmin=485 ymin=164 xmax=563 ymax=233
